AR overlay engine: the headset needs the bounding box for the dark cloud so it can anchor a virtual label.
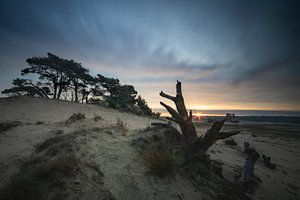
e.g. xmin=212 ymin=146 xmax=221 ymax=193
xmin=232 ymin=58 xmax=300 ymax=85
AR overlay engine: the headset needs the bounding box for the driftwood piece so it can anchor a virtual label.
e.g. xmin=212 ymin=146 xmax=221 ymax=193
xmin=238 ymin=150 xmax=260 ymax=183
xmin=160 ymin=81 xmax=240 ymax=158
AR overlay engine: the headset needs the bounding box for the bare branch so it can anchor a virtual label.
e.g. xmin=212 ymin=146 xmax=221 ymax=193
xmin=219 ymin=130 xmax=240 ymax=139
xmin=160 ymin=102 xmax=183 ymax=123
xmin=209 ymin=119 xmax=225 ymax=133
xmin=160 ymin=91 xmax=176 ymax=101
xmin=165 ymin=117 xmax=180 ymax=123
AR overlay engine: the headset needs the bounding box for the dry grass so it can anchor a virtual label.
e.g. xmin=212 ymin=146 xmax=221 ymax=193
xmin=35 ymin=136 xmax=64 ymax=153
xmin=144 ymin=148 xmax=173 ymax=177
xmin=67 ymin=112 xmax=85 ymax=123
xmin=0 ymin=126 xmax=115 ymax=200
xmin=113 ymin=118 xmax=129 ymax=133
xmin=35 ymin=134 xmax=78 ymax=156
xmin=0 ymin=155 xmax=81 ymax=200
xmin=93 ymin=113 xmax=103 ymax=121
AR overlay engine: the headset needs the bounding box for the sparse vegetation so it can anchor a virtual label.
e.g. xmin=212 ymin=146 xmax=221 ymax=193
xmin=116 ymin=118 xmax=126 ymax=127
xmin=144 ymin=148 xmax=173 ymax=177
xmin=73 ymin=128 xmax=91 ymax=136
xmin=0 ymin=121 xmax=21 ymax=133
xmin=94 ymin=113 xmax=103 ymax=121
xmin=0 ymin=154 xmax=81 ymax=200
xmin=35 ymin=134 xmax=78 ymax=156
xmin=67 ymin=112 xmax=86 ymax=123
xmin=224 ymin=138 xmax=238 ymax=146
xmin=0 ymin=131 xmax=115 ymax=200
xmin=114 ymin=118 xmax=129 ymax=133
xmin=51 ymin=129 xmax=64 ymax=135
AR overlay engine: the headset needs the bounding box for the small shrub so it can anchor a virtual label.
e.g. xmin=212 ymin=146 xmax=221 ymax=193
xmin=144 ymin=148 xmax=173 ymax=177
xmin=116 ymin=118 xmax=126 ymax=127
xmin=67 ymin=112 xmax=85 ymax=123
xmin=94 ymin=113 xmax=103 ymax=121
xmin=36 ymin=121 xmax=44 ymax=125
xmin=114 ymin=118 xmax=129 ymax=133
xmin=224 ymin=138 xmax=237 ymax=146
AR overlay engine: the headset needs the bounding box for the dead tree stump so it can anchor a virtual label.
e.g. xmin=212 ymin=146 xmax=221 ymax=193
xmin=160 ymin=81 xmax=240 ymax=159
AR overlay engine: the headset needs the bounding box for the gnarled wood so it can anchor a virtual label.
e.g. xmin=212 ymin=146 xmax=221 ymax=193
xmin=160 ymin=81 xmax=240 ymax=158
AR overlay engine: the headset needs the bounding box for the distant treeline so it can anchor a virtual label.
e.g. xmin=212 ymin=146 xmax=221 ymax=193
xmin=2 ymin=53 xmax=154 ymax=116
xmin=201 ymin=115 xmax=300 ymax=124
xmin=237 ymin=116 xmax=300 ymax=124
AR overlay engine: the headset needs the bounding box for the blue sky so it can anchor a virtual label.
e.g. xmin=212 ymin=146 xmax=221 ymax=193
xmin=0 ymin=0 xmax=299 ymax=110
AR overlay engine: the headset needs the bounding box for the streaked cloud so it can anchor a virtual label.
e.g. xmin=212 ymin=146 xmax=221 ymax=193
xmin=0 ymin=0 xmax=299 ymax=110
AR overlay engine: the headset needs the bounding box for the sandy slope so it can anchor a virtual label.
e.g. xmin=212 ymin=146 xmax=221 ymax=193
xmin=0 ymin=97 xmax=200 ymax=199
xmin=0 ymin=97 xmax=299 ymax=200
xmin=197 ymin=123 xmax=300 ymax=200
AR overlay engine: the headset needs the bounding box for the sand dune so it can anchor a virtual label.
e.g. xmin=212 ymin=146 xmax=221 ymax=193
xmin=0 ymin=97 xmax=299 ymax=199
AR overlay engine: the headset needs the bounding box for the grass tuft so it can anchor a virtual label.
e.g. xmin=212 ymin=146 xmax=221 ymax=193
xmin=35 ymin=135 xmax=78 ymax=156
xmin=113 ymin=118 xmax=129 ymax=133
xmin=93 ymin=113 xmax=103 ymax=121
xmin=144 ymin=148 xmax=173 ymax=177
xmin=67 ymin=112 xmax=85 ymax=123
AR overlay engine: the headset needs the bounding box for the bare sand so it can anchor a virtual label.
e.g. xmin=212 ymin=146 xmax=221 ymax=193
xmin=0 ymin=97 xmax=299 ymax=199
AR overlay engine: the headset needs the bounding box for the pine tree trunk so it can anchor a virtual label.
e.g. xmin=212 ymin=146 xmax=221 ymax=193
xmin=74 ymin=80 xmax=78 ymax=103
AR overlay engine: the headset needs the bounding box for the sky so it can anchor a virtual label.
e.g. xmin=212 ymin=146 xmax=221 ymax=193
xmin=0 ymin=0 xmax=299 ymax=110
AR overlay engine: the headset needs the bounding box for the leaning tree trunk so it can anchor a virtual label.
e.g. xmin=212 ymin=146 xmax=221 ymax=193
xmin=160 ymin=81 xmax=240 ymax=159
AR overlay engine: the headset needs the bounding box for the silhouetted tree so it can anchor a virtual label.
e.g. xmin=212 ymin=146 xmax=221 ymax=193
xmin=2 ymin=53 xmax=154 ymax=115
xmin=1 ymin=78 xmax=51 ymax=98
xmin=105 ymin=84 xmax=137 ymax=109
xmin=22 ymin=53 xmax=69 ymax=99
xmin=136 ymin=95 xmax=152 ymax=115
xmin=63 ymin=61 xmax=93 ymax=102
xmin=95 ymin=74 xmax=120 ymax=97
xmin=93 ymin=74 xmax=152 ymax=115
